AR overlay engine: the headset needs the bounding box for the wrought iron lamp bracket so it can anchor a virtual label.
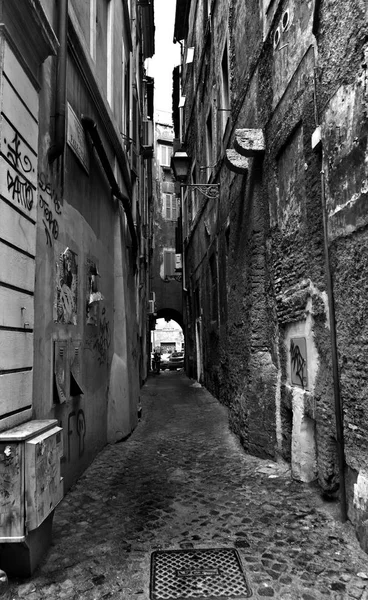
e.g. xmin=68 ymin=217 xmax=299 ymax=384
xmin=180 ymin=183 xmax=220 ymax=199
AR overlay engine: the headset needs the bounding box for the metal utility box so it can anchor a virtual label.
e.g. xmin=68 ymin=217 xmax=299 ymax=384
xmin=0 ymin=420 xmax=63 ymax=549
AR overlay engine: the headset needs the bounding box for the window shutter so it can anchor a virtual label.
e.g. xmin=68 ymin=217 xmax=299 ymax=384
xmin=172 ymin=198 xmax=177 ymax=221
xmin=165 ymin=195 xmax=171 ymax=219
xmin=164 ymin=251 xmax=175 ymax=277
xmin=169 ymin=251 xmax=175 ymax=275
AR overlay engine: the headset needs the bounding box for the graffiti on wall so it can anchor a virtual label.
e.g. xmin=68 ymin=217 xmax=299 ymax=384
xmin=290 ymin=337 xmax=308 ymax=389
xmin=38 ymin=172 xmax=61 ymax=246
xmin=54 ymin=247 xmax=78 ymax=325
xmin=67 ymin=409 xmax=86 ymax=462
xmin=5 ymin=130 xmax=36 ymax=212
xmin=86 ymin=259 xmax=104 ymax=326
xmin=86 ymin=307 xmax=111 ymax=365
xmin=85 ymin=307 xmax=111 ymax=365
xmin=95 ymin=308 xmax=111 ymax=364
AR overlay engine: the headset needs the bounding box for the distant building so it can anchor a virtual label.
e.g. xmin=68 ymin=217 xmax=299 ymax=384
xmin=173 ymin=0 xmax=368 ymax=551
xmin=150 ymin=121 xmax=183 ymax=339
xmin=152 ymin=320 xmax=185 ymax=354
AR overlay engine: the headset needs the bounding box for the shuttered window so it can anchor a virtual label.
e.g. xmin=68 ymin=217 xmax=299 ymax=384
xmin=163 ymin=250 xmax=176 ymax=277
xmin=210 ymin=253 xmax=218 ymax=321
xmin=164 ymin=194 xmax=178 ymax=221
xmin=159 ymin=144 xmax=172 ymax=166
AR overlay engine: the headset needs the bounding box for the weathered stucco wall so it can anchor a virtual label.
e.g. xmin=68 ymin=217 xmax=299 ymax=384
xmin=183 ymin=0 xmax=338 ymax=486
xmin=316 ymin=0 xmax=368 ymax=545
xmin=31 ymin=4 xmax=141 ymax=492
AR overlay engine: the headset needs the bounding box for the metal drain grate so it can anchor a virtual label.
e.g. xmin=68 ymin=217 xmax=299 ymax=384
xmin=150 ymin=547 xmax=252 ymax=599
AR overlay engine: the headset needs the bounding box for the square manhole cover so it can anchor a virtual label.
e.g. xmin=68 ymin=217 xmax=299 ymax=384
xmin=150 ymin=547 xmax=252 ymax=599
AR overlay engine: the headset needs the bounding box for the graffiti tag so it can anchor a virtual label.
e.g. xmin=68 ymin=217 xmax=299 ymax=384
xmin=7 ymin=170 xmax=34 ymax=211
xmin=6 ymin=131 xmax=34 ymax=175
xmin=290 ymin=339 xmax=307 ymax=388
xmin=67 ymin=409 xmax=86 ymax=461
xmin=38 ymin=172 xmax=62 ymax=214
xmin=84 ymin=307 xmax=111 ymax=365
xmin=93 ymin=308 xmax=111 ymax=365
xmin=38 ymin=172 xmax=61 ymax=246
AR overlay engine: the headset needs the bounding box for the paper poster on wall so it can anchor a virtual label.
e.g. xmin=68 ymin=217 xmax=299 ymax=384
xmin=290 ymin=337 xmax=308 ymax=389
xmin=54 ymin=247 xmax=78 ymax=325
xmin=86 ymin=258 xmax=103 ymax=326
xmin=54 ymin=340 xmax=68 ymax=403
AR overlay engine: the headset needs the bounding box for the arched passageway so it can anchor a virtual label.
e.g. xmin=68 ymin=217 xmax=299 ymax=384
xmin=151 ymin=317 xmax=185 ymax=372
xmin=156 ymin=308 xmax=183 ymax=330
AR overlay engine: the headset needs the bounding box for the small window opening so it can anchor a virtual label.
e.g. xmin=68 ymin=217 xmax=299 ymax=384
xmin=205 ymin=110 xmax=213 ymax=180
xmin=282 ymin=10 xmax=289 ymax=31
xmin=274 ymin=28 xmax=280 ymax=48
xmin=221 ymin=43 xmax=230 ymax=136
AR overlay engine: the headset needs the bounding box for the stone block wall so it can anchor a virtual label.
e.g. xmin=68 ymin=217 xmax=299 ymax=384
xmin=178 ymin=0 xmax=368 ymax=550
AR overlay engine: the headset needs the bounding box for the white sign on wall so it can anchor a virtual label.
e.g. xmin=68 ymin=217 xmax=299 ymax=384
xmin=67 ymin=103 xmax=89 ymax=173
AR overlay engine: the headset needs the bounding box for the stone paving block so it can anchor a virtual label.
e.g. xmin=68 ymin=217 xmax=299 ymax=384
xmin=6 ymin=373 xmax=368 ymax=600
xmin=16 ymin=582 xmax=36 ymax=597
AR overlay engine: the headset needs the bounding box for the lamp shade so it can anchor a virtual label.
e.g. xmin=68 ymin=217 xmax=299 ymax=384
xmin=170 ymin=150 xmax=191 ymax=182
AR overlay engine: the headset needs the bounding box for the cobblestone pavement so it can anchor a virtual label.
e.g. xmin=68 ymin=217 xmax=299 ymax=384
xmin=6 ymin=372 xmax=368 ymax=599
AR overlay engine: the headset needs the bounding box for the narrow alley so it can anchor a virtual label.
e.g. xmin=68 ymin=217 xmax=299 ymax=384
xmin=6 ymin=372 xmax=368 ymax=600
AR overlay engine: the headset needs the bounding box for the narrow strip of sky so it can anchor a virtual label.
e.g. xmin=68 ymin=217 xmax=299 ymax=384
xmin=146 ymin=0 xmax=180 ymax=124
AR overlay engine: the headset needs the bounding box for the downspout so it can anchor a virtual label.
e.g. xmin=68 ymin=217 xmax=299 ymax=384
xmin=320 ymin=166 xmax=347 ymax=522
xmin=312 ymin=9 xmax=347 ymax=521
xmin=81 ymin=116 xmax=138 ymax=259
xmin=48 ymin=0 xmax=68 ymax=164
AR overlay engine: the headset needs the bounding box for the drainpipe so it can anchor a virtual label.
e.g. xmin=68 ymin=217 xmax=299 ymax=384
xmin=81 ymin=116 xmax=138 ymax=259
xmin=312 ymin=41 xmax=347 ymax=521
xmin=320 ymin=166 xmax=347 ymax=523
xmin=48 ymin=0 xmax=68 ymax=164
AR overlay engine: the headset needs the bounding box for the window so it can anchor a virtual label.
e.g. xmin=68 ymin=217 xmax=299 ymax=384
xmin=131 ymin=92 xmax=139 ymax=171
xmin=190 ymin=163 xmax=199 ymax=219
xmin=220 ymin=43 xmax=230 ymax=135
xmin=205 ymin=109 xmax=213 ymax=180
xmin=194 ymin=285 xmax=201 ymax=319
xmin=209 ymin=253 xmax=218 ymax=321
xmin=164 ymin=194 xmax=178 ymax=221
xmin=163 ymin=250 xmax=176 ymax=277
xmin=186 ymin=47 xmax=195 ymax=64
xmin=122 ymin=45 xmax=130 ymax=139
xmin=159 ymin=144 xmax=172 ymax=167
xmin=203 ymin=0 xmax=211 ymax=29
xmin=121 ymin=42 xmax=126 ymax=133
xmin=106 ymin=0 xmax=113 ymax=106
xmin=262 ymin=0 xmax=282 ymax=40
xmin=90 ymin=0 xmax=97 ymax=60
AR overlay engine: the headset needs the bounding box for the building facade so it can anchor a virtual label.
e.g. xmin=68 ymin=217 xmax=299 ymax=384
xmin=173 ymin=0 xmax=368 ymax=550
xmin=150 ymin=121 xmax=183 ymax=332
xmin=0 ymin=0 xmax=154 ymax=572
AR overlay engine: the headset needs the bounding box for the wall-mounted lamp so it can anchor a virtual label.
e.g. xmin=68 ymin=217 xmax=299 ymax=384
xmin=170 ymin=149 xmax=220 ymax=199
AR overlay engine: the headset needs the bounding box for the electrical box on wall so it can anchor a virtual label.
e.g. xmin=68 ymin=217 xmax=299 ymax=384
xmin=0 ymin=420 xmax=64 ymax=543
xmin=25 ymin=425 xmax=63 ymax=531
